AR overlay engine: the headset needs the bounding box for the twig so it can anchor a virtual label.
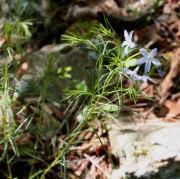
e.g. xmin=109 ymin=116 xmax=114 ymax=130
xmin=84 ymin=153 xmax=110 ymax=179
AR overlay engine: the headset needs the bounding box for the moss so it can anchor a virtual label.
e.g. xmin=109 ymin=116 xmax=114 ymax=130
xmin=65 ymin=19 xmax=99 ymax=39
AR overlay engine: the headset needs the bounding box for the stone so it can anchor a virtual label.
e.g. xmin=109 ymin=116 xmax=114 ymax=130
xmin=16 ymin=44 xmax=97 ymax=102
xmin=108 ymin=118 xmax=180 ymax=178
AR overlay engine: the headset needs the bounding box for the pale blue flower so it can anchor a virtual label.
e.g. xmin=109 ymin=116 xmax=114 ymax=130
xmin=122 ymin=30 xmax=136 ymax=55
xmin=121 ymin=66 xmax=140 ymax=81
xmin=137 ymin=48 xmax=161 ymax=74
xmin=139 ymin=75 xmax=155 ymax=83
xmin=121 ymin=67 xmax=155 ymax=83
xmin=157 ymin=67 xmax=163 ymax=78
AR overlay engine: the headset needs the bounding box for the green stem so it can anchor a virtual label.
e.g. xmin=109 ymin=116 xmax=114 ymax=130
xmin=40 ymin=106 xmax=95 ymax=179
xmin=125 ymin=52 xmax=141 ymax=62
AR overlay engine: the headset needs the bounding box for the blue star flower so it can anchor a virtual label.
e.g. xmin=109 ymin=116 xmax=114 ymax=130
xmin=139 ymin=75 xmax=155 ymax=83
xmin=121 ymin=66 xmax=140 ymax=81
xmin=122 ymin=30 xmax=136 ymax=55
xmin=136 ymin=48 xmax=161 ymax=75
xmin=121 ymin=67 xmax=155 ymax=83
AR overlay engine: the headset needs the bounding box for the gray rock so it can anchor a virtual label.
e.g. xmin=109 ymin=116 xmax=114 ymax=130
xmin=109 ymin=118 xmax=180 ymax=178
xmin=16 ymin=44 xmax=97 ymax=102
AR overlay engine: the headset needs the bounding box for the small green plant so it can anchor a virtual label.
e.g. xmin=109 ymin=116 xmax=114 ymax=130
xmin=57 ymin=66 xmax=72 ymax=79
xmin=0 ymin=2 xmax=34 ymax=178
xmin=39 ymin=24 xmax=164 ymax=178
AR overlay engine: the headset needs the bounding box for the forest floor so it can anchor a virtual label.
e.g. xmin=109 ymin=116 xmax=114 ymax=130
xmin=0 ymin=0 xmax=180 ymax=178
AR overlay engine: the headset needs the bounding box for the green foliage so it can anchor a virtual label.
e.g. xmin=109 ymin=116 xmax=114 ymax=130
xmin=16 ymin=20 xmax=33 ymax=37
xmin=73 ymin=80 xmax=88 ymax=91
xmin=0 ymin=2 xmax=164 ymax=177
xmin=62 ymin=24 xmax=143 ymax=108
xmin=0 ymin=1 xmax=35 ymax=178
xmin=57 ymin=66 xmax=72 ymax=79
xmin=65 ymin=19 xmax=98 ymax=39
xmin=39 ymin=22 xmax=163 ymax=178
xmin=124 ymin=58 xmax=137 ymax=68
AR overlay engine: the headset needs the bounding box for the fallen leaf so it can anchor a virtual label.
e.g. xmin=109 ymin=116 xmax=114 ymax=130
xmin=164 ymin=97 xmax=180 ymax=117
xmin=160 ymin=48 xmax=180 ymax=96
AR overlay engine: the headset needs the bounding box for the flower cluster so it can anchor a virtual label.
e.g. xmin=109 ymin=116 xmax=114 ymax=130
xmin=121 ymin=30 xmax=163 ymax=83
xmin=121 ymin=67 xmax=155 ymax=84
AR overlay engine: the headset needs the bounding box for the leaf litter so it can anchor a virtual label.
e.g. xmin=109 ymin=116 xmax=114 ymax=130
xmin=4 ymin=0 xmax=180 ymax=178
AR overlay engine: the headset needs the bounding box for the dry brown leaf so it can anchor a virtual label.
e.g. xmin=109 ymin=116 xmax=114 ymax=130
xmin=168 ymin=12 xmax=180 ymax=42
xmin=160 ymin=48 xmax=180 ymax=96
xmin=17 ymin=133 xmax=34 ymax=147
xmin=63 ymin=0 xmax=123 ymax=21
xmin=84 ymin=131 xmax=94 ymax=140
xmin=74 ymin=159 xmax=89 ymax=176
xmin=71 ymin=137 xmax=108 ymax=155
xmin=164 ymin=97 xmax=180 ymax=117
xmin=16 ymin=60 xmax=29 ymax=77
xmin=0 ymin=37 xmax=6 ymax=47
xmin=165 ymin=0 xmax=180 ymax=13
xmin=48 ymin=104 xmax=64 ymax=119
